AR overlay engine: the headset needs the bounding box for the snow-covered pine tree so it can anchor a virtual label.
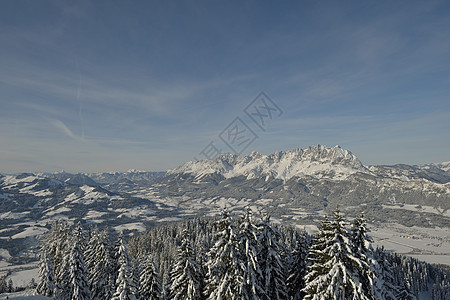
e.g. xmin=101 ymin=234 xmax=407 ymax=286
xmin=132 ymin=259 xmax=143 ymax=299
xmin=68 ymin=237 xmax=91 ymax=300
xmin=196 ymin=233 xmax=208 ymax=297
xmin=140 ymin=256 xmax=161 ymax=300
xmin=204 ymin=208 xmax=242 ymax=300
xmin=238 ymin=207 xmax=264 ymax=300
xmin=169 ymin=229 xmax=203 ymax=300
xmin=257 ymin=212 xmax=287 ymax=300
xmin=112 ymin=233 xmax=139 ymax=300
xmin=73 ymin=221 xmax=87 ymax=252
xmin=108 ymin=228 xmax=121 ymax=295
xmin=303 ymin=210 xmax=369 ymax=300
xmin=46 ymin=220 xmax=70 ymax=292
xmin=36 ymin=247 xmax=56 ymax=297
xmin=87 ymin=228 xmax=115 ymax=299
xmin=286 ymin=231 xmax=309 ymax=300
xmin=373 ymin=247 xmax=398 ymax=300
xmin=84 ymin=226 xmax=99 ymax=272
xmin=54 ymin=231 xmax=72 ymax=300
xmin=351 ymin=213 xmax=382 ymax=299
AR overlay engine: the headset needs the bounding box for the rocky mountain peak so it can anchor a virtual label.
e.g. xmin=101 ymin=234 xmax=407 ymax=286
xmin=169 ymin=145 xmax=368 ymax=181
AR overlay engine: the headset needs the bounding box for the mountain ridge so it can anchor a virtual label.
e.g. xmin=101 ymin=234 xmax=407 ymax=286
xmin=168 ymin=145 xmax=450 ymax=184
xmin=169 ymin=145 xmax=369 ymax=182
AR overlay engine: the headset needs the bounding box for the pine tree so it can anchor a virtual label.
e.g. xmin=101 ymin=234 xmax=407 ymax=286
xmin=374 ymin=247 xmax=398 ymax=300
xmin=28 ymin=278 xmax=37 ymax=290
xmin=68 ymin=238 xmax=91 ymax=300
xmin=36 ymin=248 xmax=56 ymax=297
xmin=258 ymin=213 xmax=287 ymax=300
xmin=286 ymin=231 xmax=309 ymax=300
xmin=112 ymin=234 xmax=138 ymax=300
xmin=7 ymin=278 xmax=13 ymax=293
xmin=238 ymin=207 xmax=264 ymax=300
xmin=0 ymin=276 xmax=6 ymax=294
xmin=169 ymin=229 xmax=203 ymax=299
xmin=109 ymin=228 xmax=122 ymax=296
xmin=351 ymin=213 xmax=381 ymax=299
xmin=55 ymin=239 xmax=71 ymax=300
xmin=205 ymin=208 xmax=242 ymax=300
xmin=88 ymin=228 xmax=115 ymax=299
xmin=84 ymin=226 xmax=99 ymax=272
xmin=303 ymin=210 xmax=369 ymax=300
xmin=140 ymin=257 xmax=161 ymax=300
xmin=44 ymin=220 xmax=70 ymax=299
xmin=52 ymin=221 xmax=71 ymax=280
xmin=73 ymin=221 xmax=87 ymax=252
xmin=132 ymin=259 xmax=143 ymax=299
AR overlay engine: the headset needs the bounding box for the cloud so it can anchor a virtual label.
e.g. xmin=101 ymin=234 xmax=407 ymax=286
xmin=49 ymin=119 xmax=84 ymax=142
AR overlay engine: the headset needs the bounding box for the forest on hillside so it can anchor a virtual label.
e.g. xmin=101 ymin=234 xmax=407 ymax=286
xmin=35 ymin=209 xmax=450 ymax=300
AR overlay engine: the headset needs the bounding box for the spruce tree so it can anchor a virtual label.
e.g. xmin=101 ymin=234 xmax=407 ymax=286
xmin=205 ymin=208 xmax=242 ymax=300
xmin=169 ymin=230 xmax=203 ymax=300
xmin=238 ymin=208 xmax=264 ymax=300
xmin=374 ymin=247 xmax=398 ymax=300
xmin=286 ymin=231 xmax=309 ymax=300
xmin=132 ymin=259 xmax=143 ymax=299
xmin=303 ymin=210 xmax=369 ymax=300
xmin=258 ymin=213 xmax=287 ymax=300
xmin=46 ymin=220 xmax=70 ymax=298
xmin=55 ymin=239 xmax=71 ymax=300
xmin=68 ymin=238 xmax=91 ymax=300
xmin=0 ymin=276 xmax=6 ymax=294
xmin=351 ymin=213 xmax=381 ymax=299
xmin=36 ymin=248 xmax=56 ymax=297
xmin=84 ymin=226 xmax=99 ymax=272
xmin=73 ymin=221 xmax=87 ymax=252
xmin=54 ymin=221 xmax=71 ymax=275
xmin=109 ymin=228 xmax=122 ymax=295
xmin=140 ymin=256 xmax=161 ymax=300
xmin=112 ymin=234 xmax=138 ymax=300
xmin=88 ymin=228 xmax=115 ymax=299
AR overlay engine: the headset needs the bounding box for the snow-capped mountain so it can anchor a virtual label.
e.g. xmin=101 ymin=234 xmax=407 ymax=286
xmin=168 ymin=145 xmax=450 ymax=187
xmin=159 ymin=145 xmax=450 ymax=229
xmin=169 ymin=145 xmax=369 ymax=181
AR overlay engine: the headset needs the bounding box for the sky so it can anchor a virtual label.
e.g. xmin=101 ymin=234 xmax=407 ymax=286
xmin=1 ymin=0 xmax=449 ymax=173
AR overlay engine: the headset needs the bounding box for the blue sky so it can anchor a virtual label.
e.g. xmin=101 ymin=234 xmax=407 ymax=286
xmin=1 ymin=0 xmax=449 ymax=173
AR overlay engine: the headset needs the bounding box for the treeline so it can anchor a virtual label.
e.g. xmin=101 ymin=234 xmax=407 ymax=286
xmin=36 ymin=209 xmax=450 ymax=299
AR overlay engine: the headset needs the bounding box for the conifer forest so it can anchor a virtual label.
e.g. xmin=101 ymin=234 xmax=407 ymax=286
xmin=35 ymin=208 xmax=449 ymax=300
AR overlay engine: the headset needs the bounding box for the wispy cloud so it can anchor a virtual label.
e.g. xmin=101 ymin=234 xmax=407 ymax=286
xmin=49 ymin=119 xmax=84 ymax=142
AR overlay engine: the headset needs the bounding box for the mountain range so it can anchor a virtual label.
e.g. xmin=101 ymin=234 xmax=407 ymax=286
xmin=0 ymin=145 xmax=449 ymax=263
